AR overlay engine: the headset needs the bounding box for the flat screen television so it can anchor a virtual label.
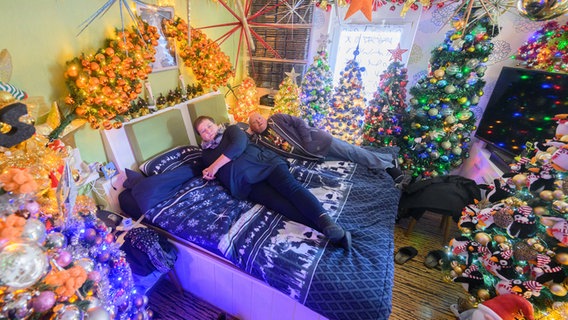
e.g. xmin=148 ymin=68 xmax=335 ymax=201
xmin=475 ymin=66 xmax=568 ymax=163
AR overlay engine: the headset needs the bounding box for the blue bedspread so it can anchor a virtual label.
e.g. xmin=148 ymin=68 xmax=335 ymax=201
xmin=143 ymin=157 xmax=399 ymax=320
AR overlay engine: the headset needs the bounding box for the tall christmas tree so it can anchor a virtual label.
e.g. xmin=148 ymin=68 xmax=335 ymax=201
xmin=271 ymin=68 xmax=301 ymax=117
xmin=0 ymin=131 xmax=151 ymax=319
xmin=399 ymin=13 xmax=496 ymax=178
xmin=362 ymin=44 xmax=409 ymax=148
xmin=299 ymin=48 xmax=333 ymax=128
xmin=443 ymin=119 xmax=568 ymax=319
xmin=325 ymin=47 xmax=366 ymax=145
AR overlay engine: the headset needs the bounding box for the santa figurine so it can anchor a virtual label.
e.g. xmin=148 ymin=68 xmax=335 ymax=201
xmin=451 ymin=293 xmax=534 ymax=320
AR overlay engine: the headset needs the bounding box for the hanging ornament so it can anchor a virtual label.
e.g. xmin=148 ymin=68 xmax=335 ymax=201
xmin=517 ymin=0 xmax=568 ymax=21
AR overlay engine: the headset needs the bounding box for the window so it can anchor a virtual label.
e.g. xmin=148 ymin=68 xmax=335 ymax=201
xmin=327 ymin=7 xmax=421 ymax=100
xmin=330 ymin=25 xmax=405 ymax=100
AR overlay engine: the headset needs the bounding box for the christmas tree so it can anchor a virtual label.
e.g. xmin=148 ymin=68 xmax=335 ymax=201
xmin=362 ymin=44 xmax=409 ymax=148
xmin=299 ymin=49 xmax=333 ymax=128
xmin=272 ymin=68 xmax=301 ymax=117
xmin=514 ymin=20 xmax=568 ymax=73
xmin=325 ymin=47 xmax=366 ymax=145
xmin=0 ymin=127 xmax=151 ymax=319
xmin=443 ymin=119 xmax=568 ymax=319
xmin=400 ymin=13 xmax=495 ymax=178
xmin=230 ymin=76 xmax=259 ymax=123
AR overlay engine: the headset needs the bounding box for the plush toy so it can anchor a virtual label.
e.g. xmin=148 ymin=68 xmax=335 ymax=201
xmin=495 ymin=278 xmax=542 ymax=298
xmin=480 ymin=243 xmax=517 ymax=280
xmin=541 ymin=216 xmax=568 ymax=246
xmin=508 ymin=205 xmax=538 ymax=239
xmin=450 ymin=236 xmax=490 ymax=266
xmin=553 ymin=114 xmax=568 ymax=139
xmin=486 ymin=178 xmax=515 ymax=203
xmin=530 ymin=254 xmax=565 ymax=285
xmin=453 ymin=265 xmax=485 ymax=295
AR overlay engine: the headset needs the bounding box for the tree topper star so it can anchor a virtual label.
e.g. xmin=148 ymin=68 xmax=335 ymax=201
xmin=285 ymin=67 xmax=300 ymax=85
xmin=344 ymin=0 xmax=374 ymax=22
xmin=388 ymin=43 xmax=408 ymax=62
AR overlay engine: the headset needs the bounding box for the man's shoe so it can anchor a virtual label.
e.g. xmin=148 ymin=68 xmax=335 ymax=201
xmin=386 ymin=167 xmax=404 ymax=183
xmin=318 ymin=214 xmax=345 ymax=242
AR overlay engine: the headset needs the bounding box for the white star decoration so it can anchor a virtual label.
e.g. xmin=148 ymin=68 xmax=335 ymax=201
xmin=285 ymin=67 xmax=300 ymax=85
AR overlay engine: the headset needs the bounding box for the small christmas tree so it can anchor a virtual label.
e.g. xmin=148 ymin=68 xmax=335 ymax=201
xmin=299 ymin=49 xmax=333 ymax=128
xmin=272 ymin=68 xmax=301 ymax=117
xmin=400 ymin=12 xmax=495 ymax=178
xmin=362 ymin=44 xmax=409 ymax=148
xmin=325 ymin=47 xmax=366 ymax=145
xmin=230 ymin=76 xmax=259 ymax=123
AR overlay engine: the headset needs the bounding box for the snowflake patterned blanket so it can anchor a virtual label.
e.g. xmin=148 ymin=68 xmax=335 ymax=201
xmin=143 ymin=157 xmax=399 ymax=320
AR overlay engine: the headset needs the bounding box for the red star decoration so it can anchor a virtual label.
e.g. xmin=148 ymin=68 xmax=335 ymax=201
xmin=387 ymin=43 xmax=408 ymax=62
xmin=344 ymin=0 xmax=374 ymax=22
xmin=199 ymin=0 xmax=288 ymax=71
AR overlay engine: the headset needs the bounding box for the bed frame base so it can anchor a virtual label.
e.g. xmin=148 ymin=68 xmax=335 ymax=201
xmin=171 ymin=237 xmax=328 ymax=320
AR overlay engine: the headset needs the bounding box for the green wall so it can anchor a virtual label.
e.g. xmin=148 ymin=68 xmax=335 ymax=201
xmin=0 ymin=0 xmax=238 ymax=163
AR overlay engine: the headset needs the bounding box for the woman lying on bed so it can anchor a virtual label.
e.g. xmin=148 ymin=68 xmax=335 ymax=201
xmin=193 ymin=115 xmax=352 ymax=250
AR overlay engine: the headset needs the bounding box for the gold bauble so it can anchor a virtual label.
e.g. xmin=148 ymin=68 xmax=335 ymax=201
xmin=540 ymin=190 xmax=555 ymax=201
xmin=533 ymin=243 xmax=545 ymax=252
xmin=0 ymin=91 xmax=15 ymax=106
xmin=494 ymin=235 xmax=508 ymax=243
xmin=517 ymin=0 xmax=568 ymax=21
xmin=474 ymin=232 xmax=491 ymax=246
xmin=553 ymin=200 xmax=568 ymax=213
xmin=433 ymin=69 xmax=445 ymax=79
xmin=477 ymin=289 xmax=491 ymax=301
xmin=550 ymin=283 xmax=568 ymax=296
xmin=547 ymin=146 xmax=559 ymax=154
xmin=533 ymin=206 xmax=548 ymax=216
xmin=557 ymin=253 xmax=568 ymax=265
xmin=512 ymin=174 xmax=528 ymax=188
xmin=453 ymin=265 xmax=464 ymax=274
xmin=553 ymin=189 xmax=566 ymax=200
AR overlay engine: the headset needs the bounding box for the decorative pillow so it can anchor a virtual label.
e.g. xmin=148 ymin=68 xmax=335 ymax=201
xmin=118 ymin=188 xmax=144 ymax=220
xmin=139 ymin=145 xmax=204 ymax=176
xmin=130 ymin=166 xmax=196 ymax=213
xmin=123 ymin=168 xmax=145 ymax=189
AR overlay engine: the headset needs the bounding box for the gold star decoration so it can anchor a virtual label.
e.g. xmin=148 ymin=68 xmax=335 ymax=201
xmin=285 ymin=67 xmax=300 ymax=85
xmin=387 ymin=43 xmax=408 ymax=62
xmin=344 ymin=0 xmax=374 ymax=22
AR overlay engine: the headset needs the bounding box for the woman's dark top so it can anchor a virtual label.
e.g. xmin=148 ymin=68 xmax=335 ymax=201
xmin=201 ymin=124 xmax=287 ymax=199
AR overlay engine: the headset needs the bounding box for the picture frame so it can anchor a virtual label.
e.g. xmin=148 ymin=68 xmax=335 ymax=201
xmin=137 ymin=4 xmax=178 ymax=72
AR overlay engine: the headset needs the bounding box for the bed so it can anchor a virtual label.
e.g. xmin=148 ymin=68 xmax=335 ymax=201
xmin=99 ymin=92 xmax=400 ymax=320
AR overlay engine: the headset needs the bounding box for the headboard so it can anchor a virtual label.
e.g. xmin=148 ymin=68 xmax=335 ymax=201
xmin=101 ymin=91 xmax=229 ymax=173
xmin=99 ymin=91 xmax=230 ymax=212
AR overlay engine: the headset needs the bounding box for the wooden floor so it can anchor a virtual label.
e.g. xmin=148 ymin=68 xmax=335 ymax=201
xmin=391 ymin=211 xmax=464 ymax=320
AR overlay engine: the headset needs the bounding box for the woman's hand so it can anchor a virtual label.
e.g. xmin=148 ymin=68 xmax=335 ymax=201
xmin=202 ymin=166 xmax=218 ymax=180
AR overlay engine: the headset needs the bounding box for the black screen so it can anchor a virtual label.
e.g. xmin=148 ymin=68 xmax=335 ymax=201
xmin=475 ymin=66 xmax=568 ymax=157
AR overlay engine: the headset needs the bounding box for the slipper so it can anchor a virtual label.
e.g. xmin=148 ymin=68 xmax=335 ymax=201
xmin=394 ymin=246 xmax=418 ymax=265
xmin=424 ymin=250 xmax=446 ymax=269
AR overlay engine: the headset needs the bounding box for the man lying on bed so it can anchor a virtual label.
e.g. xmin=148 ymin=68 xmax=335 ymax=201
xmin=247 ymin=112 xmax=405 ymax=186
xmin=193 ymin=115 xmax=352 ymax=250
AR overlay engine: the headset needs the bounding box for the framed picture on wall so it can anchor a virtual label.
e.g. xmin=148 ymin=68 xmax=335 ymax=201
xmin=137 ymin=4 xmax=177 ymax=72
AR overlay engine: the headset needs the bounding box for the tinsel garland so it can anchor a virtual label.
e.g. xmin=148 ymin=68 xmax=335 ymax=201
xmin=162 ymin=16 xmax=234 ymax=91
